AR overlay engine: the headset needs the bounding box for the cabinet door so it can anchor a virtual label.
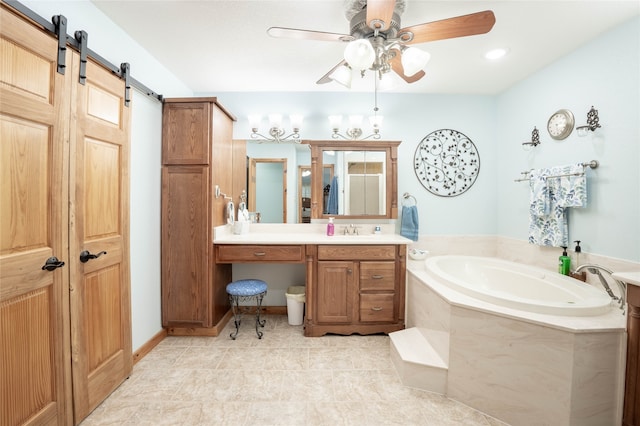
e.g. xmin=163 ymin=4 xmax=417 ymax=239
xmin=162 ymin=102 xmax=210 ymax=165
xmin=161 ymin=166 xmax=210 ymax=327
xmin=316 ymin=261 xmax=355 ymax=323
xmin=0 ymin=7 xmax=72 ymax=424
xmin=69 ymin=53 xmax=132 ymax=422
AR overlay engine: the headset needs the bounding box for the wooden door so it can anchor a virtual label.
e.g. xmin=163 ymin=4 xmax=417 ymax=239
xmin=316 ymin=261 xmax=355 ymax=323
xmin=68 ymin=54 xmax=132 ymax=421
xmin=0 ymin=6 xmax=72 ymax=425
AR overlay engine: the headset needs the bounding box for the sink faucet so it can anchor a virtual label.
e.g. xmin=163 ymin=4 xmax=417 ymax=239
xmin=574 ymin=264 xmax=627 ymax=313
xmin=343 ymin=224 xmax=360 ymax=235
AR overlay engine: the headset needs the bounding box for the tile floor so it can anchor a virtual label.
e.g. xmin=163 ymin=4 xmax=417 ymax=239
xmin=80 ymin=315 xmax=509 ymax=425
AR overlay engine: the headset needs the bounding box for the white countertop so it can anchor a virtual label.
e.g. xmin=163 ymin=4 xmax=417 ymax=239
xmin=213 ymin=223 xmax=413 ymax=245
xmin=612 ymin=271 xmax=640 ymax=287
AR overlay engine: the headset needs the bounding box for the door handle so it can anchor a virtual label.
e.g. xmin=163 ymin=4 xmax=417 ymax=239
xmin=79 ymin=250 xmax=107 ymax=263
xmin=42 ymin=257 xmax=65 ymax=271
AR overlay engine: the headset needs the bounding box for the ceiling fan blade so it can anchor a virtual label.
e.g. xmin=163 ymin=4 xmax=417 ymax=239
xmin=317 ymin=60 xmax=347 ymax=84
xmin=389 ymin=50 xmax=425 ymax=83
xmin=268 ymin=27 xmax=354 ymax=43
xmin=366 ymin=0 xmax=396 ymax=31
xmin=398 ymin=10 xmax=496 ymax=45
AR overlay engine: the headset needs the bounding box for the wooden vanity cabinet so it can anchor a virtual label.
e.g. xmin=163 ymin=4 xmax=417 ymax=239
xmin=161 ymin=98 xmax=237 ymax=334
xmin=306 ymin=244 xmax=406 ymax=337
xmin=624 ymin=284 xmax=640 ymax=426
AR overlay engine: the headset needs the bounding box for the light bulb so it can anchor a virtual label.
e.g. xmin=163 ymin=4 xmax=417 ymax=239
xmin=401 ymin=47 xmax=430 ymax=76
xmin=329 ymin=65 xmax=352 ymax=88
xmin=344 ymin=39 xmax=375 ymax=71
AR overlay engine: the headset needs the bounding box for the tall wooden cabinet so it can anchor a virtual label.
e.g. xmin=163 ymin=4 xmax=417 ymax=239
xmin=1 ymin=5 xmax=132 ymax=425
xmin=161 ymin=98 xmax=238 ymax=334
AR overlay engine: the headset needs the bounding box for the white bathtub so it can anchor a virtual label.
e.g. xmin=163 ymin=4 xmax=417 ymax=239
xmin=424 ymin=255 xmax=613 ymax=316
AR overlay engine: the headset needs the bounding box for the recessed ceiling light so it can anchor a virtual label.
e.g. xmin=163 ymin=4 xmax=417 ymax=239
xmin=485 ymin=48 xmax=509 ymax=60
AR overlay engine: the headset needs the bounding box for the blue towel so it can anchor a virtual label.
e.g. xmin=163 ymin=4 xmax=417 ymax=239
xmin=400 ymin=205 xmax=419 ymax=241
xmin=326 ymin=176 xmax=339 ymax=214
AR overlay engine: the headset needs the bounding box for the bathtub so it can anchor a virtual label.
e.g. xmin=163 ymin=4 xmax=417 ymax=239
xmin=423 ymin=255 xmax=613 ymax=316
xmin=404 ymin=255 xmax=626 ymax=425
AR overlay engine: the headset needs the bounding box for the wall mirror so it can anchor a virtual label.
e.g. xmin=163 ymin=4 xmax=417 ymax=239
xmin=305 ymin=140 xmax=400 ymax=220
xmin=298 ymin=165 xmax=334 ymax=223
xmin=248 ymin=158 xmax=287 ymax=222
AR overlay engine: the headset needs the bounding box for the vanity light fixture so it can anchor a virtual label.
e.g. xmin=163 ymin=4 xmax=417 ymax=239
xmin=522 ymin=126 xmax=541 ymax=149
xmin=329 ymin=114 xmax=382 ymax=140
xmin=248 ymin=113 xmax=303 ymax=143
xmin=576 ymin=106 xmax=601 ymax=137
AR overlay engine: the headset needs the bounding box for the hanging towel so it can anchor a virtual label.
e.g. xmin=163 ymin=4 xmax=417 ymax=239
xmin=400 ymin=205 xmax=419 ymax=241
xmin=326 ymin=175 xmax=339 ymax=215
xmin=528 ymin=164 xmax=587 ymax=247
xmin=226 ymin=201 xmax=235 ymax=225
xmin=550 ymin=163 xmax=587 ymax=208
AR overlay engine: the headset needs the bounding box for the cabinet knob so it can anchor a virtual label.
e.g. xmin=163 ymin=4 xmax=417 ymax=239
xmin=253 ymin=252 xmax=266 ymax=256
xmin=371 ymin=274 xmax=384 ymax=279
xmin=371 ymin=306 xmax=383 ymax=311
xmin=42 ymin=256 xmax=65 ymax=271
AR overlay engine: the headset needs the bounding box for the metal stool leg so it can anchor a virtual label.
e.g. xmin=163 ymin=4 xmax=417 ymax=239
xmin=255 ymin=291 xmax=266 ymax=339
xmin=229 ymin=294 xmax=241 ymax=340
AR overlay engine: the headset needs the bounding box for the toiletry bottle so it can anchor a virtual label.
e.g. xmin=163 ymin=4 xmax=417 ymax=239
xmin=558 ymin=246 xmax=571 ymax=275
xmin=327 ymin=217 xmax=334 ymax=236
xmin=573 ymin=240 xmax=582 ymax=266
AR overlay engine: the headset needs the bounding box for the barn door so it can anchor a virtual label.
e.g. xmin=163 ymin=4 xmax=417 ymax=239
xmin=68 ymin=53 xmax=132 ymax=421
xmin=0 ymin=6 xmax=72 ymax=425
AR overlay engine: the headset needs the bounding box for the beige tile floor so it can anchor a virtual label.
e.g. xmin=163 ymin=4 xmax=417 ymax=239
xmin=80 ymin=315 xmax=509 ymax=426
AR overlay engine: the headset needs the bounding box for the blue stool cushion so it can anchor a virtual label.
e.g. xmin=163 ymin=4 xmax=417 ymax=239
xmin=226 ymin=279 xmax=267 ymax=296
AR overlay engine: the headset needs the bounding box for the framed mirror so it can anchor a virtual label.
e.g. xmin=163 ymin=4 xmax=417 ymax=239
xmin=305 ymin=140 xmax=400 ymax=220
xmin=248 ymin=158 xmax=287 ymax=223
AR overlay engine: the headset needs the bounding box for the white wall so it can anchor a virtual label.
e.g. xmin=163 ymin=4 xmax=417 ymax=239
xmin=22 ymin=0 xmax=192 ymax=351
xmin=496 ymin=16 xmax=640 ymax=261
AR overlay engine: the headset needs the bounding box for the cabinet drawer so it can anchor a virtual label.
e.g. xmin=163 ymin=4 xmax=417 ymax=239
xmin=360 ymin=294 xmax=395 ymax=323
xmin=318 ymin=245 xmax=396 ymax=260
xmin=360 ymin=262 xmax=396 ymax=291
xmin=216 ymin=245 xmax=304 ymax=263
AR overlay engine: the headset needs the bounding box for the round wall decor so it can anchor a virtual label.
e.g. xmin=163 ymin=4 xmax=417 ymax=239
xmin=413 ymin=129 xmax=480 ymax=197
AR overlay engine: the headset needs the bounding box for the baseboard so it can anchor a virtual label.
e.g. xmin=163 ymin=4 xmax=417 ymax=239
xmin=132 ymin=328 xmax=167 ymax=366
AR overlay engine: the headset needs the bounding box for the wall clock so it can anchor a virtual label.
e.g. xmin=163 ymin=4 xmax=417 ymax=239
xmin=413 ymin=129 xmax=480 ymax=197
xmin=547 ymin=109 xmax=574 ymax=140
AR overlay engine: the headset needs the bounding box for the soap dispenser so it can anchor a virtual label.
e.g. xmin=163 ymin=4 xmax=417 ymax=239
xmin=573 ymin=240 xmax=582 ymax=266
xmin=326 ymin=217 xmax=334 ymax=236
xmin=558 ymin=246 xmax=571 ymax=275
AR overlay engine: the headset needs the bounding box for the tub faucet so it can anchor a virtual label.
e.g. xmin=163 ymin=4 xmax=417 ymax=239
xmin=574 ymin=264 xmax=626 ymax=313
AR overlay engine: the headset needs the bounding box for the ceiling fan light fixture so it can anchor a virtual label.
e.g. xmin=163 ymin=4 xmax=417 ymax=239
xmin=401 ymin=47 xmax=431 ymax=76
xmin=344 ymin=39 xmax=375 ymax=70
xmin=329 ymin=65 xmax=352 ymax=88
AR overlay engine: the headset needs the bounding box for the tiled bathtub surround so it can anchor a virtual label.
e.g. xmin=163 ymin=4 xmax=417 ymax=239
xmin=80 ymin=316 xmax=507 ymax=426
xmin=404 ymin=235 xmax=635 ymax=426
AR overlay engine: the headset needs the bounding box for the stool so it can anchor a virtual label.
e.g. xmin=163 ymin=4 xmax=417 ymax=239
xmin=226 ymin=279 xmax=267 ymax=339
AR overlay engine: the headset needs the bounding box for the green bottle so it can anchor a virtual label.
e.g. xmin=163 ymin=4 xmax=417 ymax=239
xmin=558 ymin=246 xmax=571 ymax=275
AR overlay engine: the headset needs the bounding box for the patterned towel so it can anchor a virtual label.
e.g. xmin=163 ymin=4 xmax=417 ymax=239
xmin=400 ymin=205 xmax=419 ymax=241
xmin=528 ymin=163 xmax=587 ymax=247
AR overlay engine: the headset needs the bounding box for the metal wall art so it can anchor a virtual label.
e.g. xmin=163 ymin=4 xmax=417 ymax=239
xmin=413 ymin=129 xmax=480 ymax=197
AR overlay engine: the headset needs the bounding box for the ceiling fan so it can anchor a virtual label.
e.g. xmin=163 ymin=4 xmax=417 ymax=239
xmin=267 ymin=0 xmax=496 ymax=87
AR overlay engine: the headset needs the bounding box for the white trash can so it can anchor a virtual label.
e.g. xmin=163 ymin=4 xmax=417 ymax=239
xmin=285 ymin=286 xmax=305 ymax=325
